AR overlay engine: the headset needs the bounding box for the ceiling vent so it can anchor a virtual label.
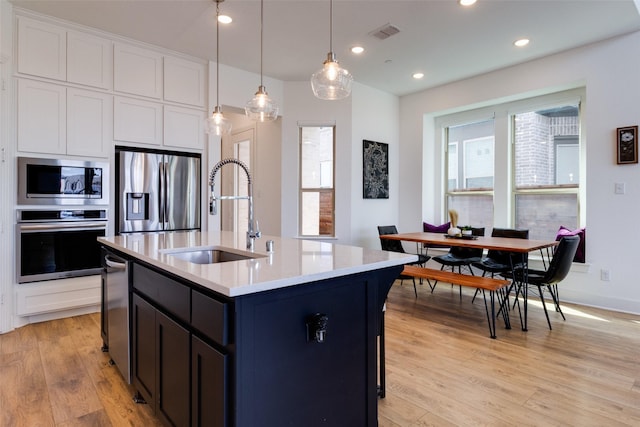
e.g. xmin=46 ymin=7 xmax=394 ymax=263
xmin=370 ymin=23 xmax=400 ymax=40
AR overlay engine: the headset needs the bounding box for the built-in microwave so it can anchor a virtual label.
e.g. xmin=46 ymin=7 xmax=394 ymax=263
xmin=18 ymin=157 xmax=109 ymax=205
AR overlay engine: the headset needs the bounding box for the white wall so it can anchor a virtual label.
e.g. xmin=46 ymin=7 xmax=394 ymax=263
xmin=399 ymin=31 xmax=640 ymax=314
xmin=351 ymin=84 xmax=400 ymax=249
xmin=0 ymin=0 xmax=14 ymax=333
xmin=281 ymin=81 xmax=353 ymax=242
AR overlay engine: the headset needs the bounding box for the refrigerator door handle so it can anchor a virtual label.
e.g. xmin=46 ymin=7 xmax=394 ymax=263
xmin=163 ymin=162 xmax=169 ymax=227
xmin=158 ymin=161 xmax=165 ymax=224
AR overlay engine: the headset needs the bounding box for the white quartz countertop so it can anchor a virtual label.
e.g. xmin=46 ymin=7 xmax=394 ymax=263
xmin=99 ymin=231 xmax=417 ymax=297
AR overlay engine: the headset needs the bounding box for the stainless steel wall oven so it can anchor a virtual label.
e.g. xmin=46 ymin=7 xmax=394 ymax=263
xmin=17 ymin=209 xmax=107 ymax=283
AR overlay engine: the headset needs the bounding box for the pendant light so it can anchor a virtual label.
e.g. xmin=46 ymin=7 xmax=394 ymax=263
xmin=206 ymin=0 xmax=232 ymax=136
xmin=310 ymin=0 xmax=353 ymax=100
xmin=245 ymin=0 xmax=279 ymax=121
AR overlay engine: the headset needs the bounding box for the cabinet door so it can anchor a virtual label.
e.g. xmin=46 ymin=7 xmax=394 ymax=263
xmin=132 ymin=294 xmax=156 ymax=411
xmin=17 ymin=16 xmax=66 ymax=81
xmin=192 ymin=336 xmax=227 ymax=427
xmin=67 ymin=30 xmax=113 ymax=90
xmin=157 ymin=311 xmax=190 ymax=427
xmin=17 ymin=79 xmax=66 ymax=155
xmin=164 ymin=105 xmax=205 ymax=150
xmin=114 ymin=43 xmax=162 ymax=99
xmin=114 ymin=96 xmax=162 ymax=146
xmin=164 ymin=56 xmax=206 ymax=107
xmin=67 ymin=88 xmax=112 ymax=157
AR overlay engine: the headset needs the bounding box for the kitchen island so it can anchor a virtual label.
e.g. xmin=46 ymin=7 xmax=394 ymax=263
xmin=99 ymin=231 xmax=415 ymax=427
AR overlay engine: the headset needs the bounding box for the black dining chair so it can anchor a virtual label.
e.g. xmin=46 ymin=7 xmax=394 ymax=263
xmin=431 ymin=227 xmax=485 ymax=296
xmin=377 ymin=225 xmax=431 ymax=297
xmin=471 ymin=228 xmax=529 ymax=303
xmin=503 ymin=235 xmax=580 ymax=330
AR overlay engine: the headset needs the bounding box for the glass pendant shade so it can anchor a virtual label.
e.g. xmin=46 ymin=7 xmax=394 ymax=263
xmin=205 ymin=0 xmax=232 ymax=136
xmin=206 ymin=106 xmax=232 ymax=136
xmin=245 ymin=0 xmax=278 ymax=122
xmin=311 ymin=0 xmax=353 ymax=100
xmin=311 ymin=52 xmax=353 ymax=100
xmin=245 ymin=86 xmax=278 ymax=122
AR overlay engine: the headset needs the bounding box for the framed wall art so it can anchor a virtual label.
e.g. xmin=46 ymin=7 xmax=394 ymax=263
xmin=363 ymin=139 xmax=389 ymax=199
xmin=617 ymin=125 xmax=638 ymax=164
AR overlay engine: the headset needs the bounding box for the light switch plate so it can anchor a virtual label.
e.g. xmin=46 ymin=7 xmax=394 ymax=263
xmin=614 ymin=182 xmax=625 ymax=194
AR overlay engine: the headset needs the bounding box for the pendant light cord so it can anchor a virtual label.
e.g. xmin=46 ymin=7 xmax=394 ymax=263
xmin=216 ymin=0 xmax=221 ymax=107
xmin=329 ymin=0 xmax=333 ymax=54
xmin=260 ymin=0 xmax=264 ymax=86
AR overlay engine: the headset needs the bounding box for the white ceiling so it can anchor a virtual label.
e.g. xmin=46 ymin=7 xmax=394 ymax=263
xmin=9 ymin=0 xmax=640 ymax=96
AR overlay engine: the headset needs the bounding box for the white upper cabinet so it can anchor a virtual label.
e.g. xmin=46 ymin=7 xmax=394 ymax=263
xmin=17 ymin=79 xmax=67 ymax=154
xmin=114 ymin=96 xmax=163 ymax=146
xmin=17 ymin=16 xmax=66 ymax=81
xmin=17 ymin=79 xmax=113 ymax=158
xmin=67 ymin=31 xmax=113 ymax=90
xmin=114 ymin=43 xmax=163 ymax=99
xmin=67 ymin=88 xmax=113 ymax=157
xmin=164 ymin=56 xmax=206 ymax=108
xmin=164 ymin=105 xmax=205 ymax=150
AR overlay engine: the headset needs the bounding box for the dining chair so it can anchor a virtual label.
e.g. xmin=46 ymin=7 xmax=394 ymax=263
xmin=431 ymin=227 xmax=485 ymax=296
xmin=503 ymin=235 xmax=580 ymax=330
xmin=377 ymin=225 xmax=431 ymax=297
xmin=471 ymin=228 xmax=529 ymax=303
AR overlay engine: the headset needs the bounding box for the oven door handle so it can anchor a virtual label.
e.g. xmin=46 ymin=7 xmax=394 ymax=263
xmin=18 ymin=222 xmax=107 ymax=232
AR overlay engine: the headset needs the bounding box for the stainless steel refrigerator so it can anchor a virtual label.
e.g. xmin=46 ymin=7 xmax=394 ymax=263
xmin=116 ymin=147 xmax=201 ymax=234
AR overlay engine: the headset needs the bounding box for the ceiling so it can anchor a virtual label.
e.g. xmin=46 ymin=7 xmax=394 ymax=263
xmin=9 ymin=0 xmax=640 ymax=97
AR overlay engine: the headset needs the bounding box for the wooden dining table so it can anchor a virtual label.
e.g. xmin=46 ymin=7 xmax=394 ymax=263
xmin=380 ymin=231 xmax=559 ymax=331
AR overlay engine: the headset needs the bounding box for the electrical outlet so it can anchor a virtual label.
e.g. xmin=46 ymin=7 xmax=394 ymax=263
xmin=600 ymin=269 xmax=611 ymax=281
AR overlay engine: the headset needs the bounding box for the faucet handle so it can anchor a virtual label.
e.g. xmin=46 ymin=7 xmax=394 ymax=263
xmin=254 ymin=220 xmax=261 ymax=238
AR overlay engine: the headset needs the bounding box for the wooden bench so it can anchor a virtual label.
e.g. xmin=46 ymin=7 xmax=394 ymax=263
xmin=401 ymin=265 xmax=511 ymax=338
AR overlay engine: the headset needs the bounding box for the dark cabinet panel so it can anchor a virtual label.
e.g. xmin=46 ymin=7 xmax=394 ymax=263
xmin=192 ymin=290 xmax=230 ymax=346
xmin=132 ymin=262 xmax=190 ymax=323
xmin=132 ymin=293 xmax=157 ymax=410
xmin=157 ymin=311 xmax=190 ymax=427
xmin=234 ymin=277 xmax=371 ymax=426
xmin=192 ymin=335 xmax=227 ymax=427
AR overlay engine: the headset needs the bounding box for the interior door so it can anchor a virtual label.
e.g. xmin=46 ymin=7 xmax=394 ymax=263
xmin=221 ymin=127 xmax=255 ymax=233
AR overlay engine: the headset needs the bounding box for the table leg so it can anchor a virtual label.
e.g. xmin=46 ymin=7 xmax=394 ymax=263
xmin=522 ymin=252 xmax=529 ymax=331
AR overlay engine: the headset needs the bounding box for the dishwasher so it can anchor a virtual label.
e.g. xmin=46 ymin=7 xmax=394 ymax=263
xmin=101 ymin=247 xmax=131 ymax=383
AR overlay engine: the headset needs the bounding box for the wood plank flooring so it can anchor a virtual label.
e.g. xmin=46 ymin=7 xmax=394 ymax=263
xmin=0 ymin=281 xmax=638 ymax=426
xmin=379 ymin=281 xmax=640 ymax=426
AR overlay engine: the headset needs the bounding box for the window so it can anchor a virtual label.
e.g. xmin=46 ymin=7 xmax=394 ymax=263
xmin=300 ymin=126 xmax=335 ymax=236
xmin=446 ymin=119 xmax=495 ymax=231
xmin=513 ymin=106 xmax=580 ymax=240
xmin=439 ymin=89 xmax=583 ymax=240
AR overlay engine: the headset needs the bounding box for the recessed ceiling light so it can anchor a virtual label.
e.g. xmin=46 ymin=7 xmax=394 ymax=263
xmin=459 ymin=0 xmax=477 ymax=6
xmin=514 ymin=38 xmax=530 ymax=47
xmin=412 ymin=72 xmax=424 ymax=79
xmin=218 ymin=15 xmax=232 ymax=24
xmin=351 ymin=46 xmax=365 ymax=54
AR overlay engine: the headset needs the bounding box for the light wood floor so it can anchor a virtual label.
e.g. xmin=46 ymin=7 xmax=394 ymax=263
xmin=379 ymin=280 xmax=640 ymax=426
xmin=1 ymin=281 xmax=639 ymax=426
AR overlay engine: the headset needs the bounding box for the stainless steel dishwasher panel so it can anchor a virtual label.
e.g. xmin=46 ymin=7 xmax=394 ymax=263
xmin=102 ymin=248 xmax=131 ymax=384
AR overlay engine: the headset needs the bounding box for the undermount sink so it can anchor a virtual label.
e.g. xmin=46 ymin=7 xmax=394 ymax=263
xmin=164 ymin=247 xmax=262 ymax=264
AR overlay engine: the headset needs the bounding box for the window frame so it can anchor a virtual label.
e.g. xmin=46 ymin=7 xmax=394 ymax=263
xmin=435 ymin=88 xmax=585 ymax=237
xmin=298 ymin=125 xmax=336 ymax=237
